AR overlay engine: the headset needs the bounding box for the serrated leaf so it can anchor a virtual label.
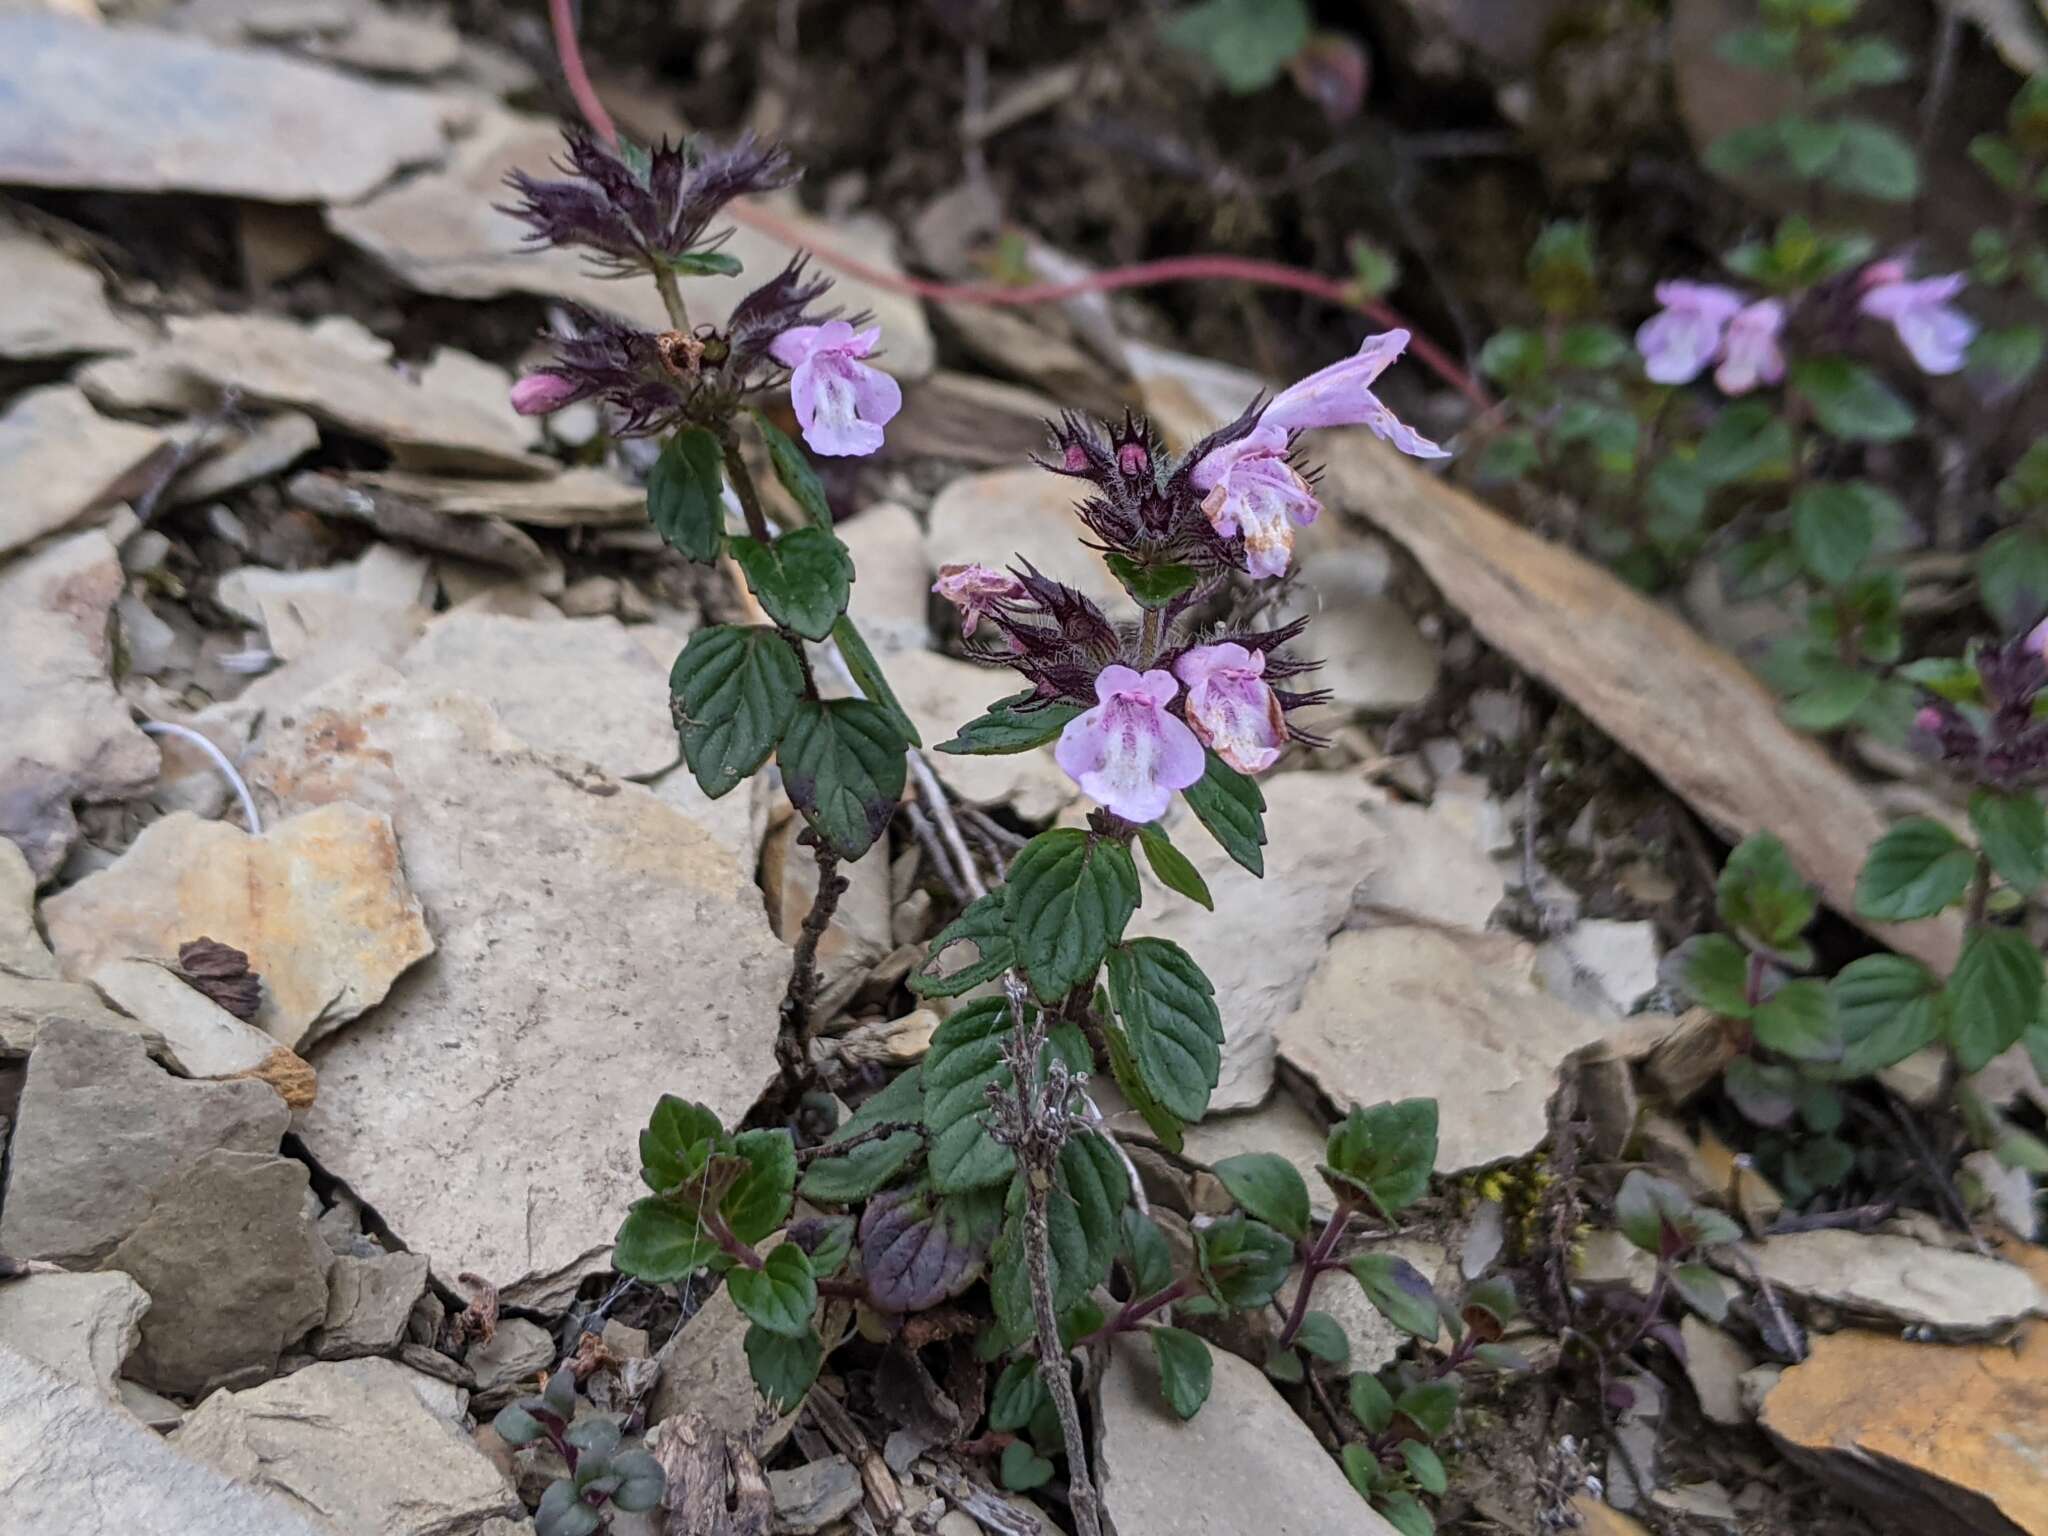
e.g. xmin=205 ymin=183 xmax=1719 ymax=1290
xmin=726 ymin=1244 xmax=817 ymax=1337
xmin=1122 ymin=1207 xmax=1176 ymax=1298
xmin=671 ymin=625 xmax=803 ymax=799
xmin=612 ymin=1197 xmax=723 ymax=1282
xmin=923 ymin=998 xmax=1021 ymax=1193
xmin=1972 ymin=790 xmax=2048 ymax=894
xmin=1695 ymin=401 xmax=1793 ymax=484
xmin=750 ymin=409 xmax=831 ymax=527
xmin=990 ymin=1358 xmax=1048 ymax=1433
xmin=796 ymin=1125 xmax=921 ymax=1203
xmin=1678 ymin=933 xmax=1755 ymax=1017
xmin=1056 ymin=1131 xmax=1129 ymax=1305
xmin=1105 ymin=938 xmax=1223 ymax=1124
xmin=909 ymin=891 xmax=1013 ymax=999
xmin=1004 ymin=829 xmax=1141 ymax=1003
xmin=1855 ymin=818 xmax=1974 ymax=920
xmin=1792 ymin=357 xmax=1915 ymax=442
xmin=743 ymin=1324 xmax=820 ymax=1411
xmin=1981 ymin=529 xmax=2048 ymax=629
xmin=1349 ymin=1371 xmax=1395 ymax=1432
xmin=1946 ymin=927 xmax=2045 ymax=1073
xmin=730 ymin=527 xmax=853 ymax=641
xmin=830 ymin=614 xmax=921 ymax=748
xmin=1717 ymin=832 xmax=1818 ymax=954
xmin=1137 ymin=821 xmax=1213 ymax=910
xmin=1351 ymin=1252 xmax=1441 ymax=1340
xmin=936 ymin=691 xmax=1081 ymax=755
xmin=639 ymin=1095 xmax=724 ymax=1191
xmin=1752 ymin=978 xmax=1838 ymax=1062
xmin=1828 ymin=955 xmax=1944 ymax=1076
xmin=790 ymin=1214 xmax=855 ymax=1278
xmin=1194 ymin=1213 xmax=1293 ymax=1309
xmin=1102 ymin=1009 xmax=1187 ymax=1154
xmin=1829 ymin=118 xmax=1920 ymax=201
xmin=1791 ymin=482 xmax=1876 ymax=586
xmin=1150 ymin=1327 xmax=1213 ymax=1418
xmin=725 ymin=1130 xmax=797 ymax=1245
xmin=647 ymin=426 xmax=725 ymax=561
xmin=1181 ymin=751 xmax=1267 ymax=876
xmin=1212 ymin=1152 xmax=1311 ymax=1240
xmin=779 ymin=698 xmax=908 ymax=860
xmin=1323 ymin=1098 xmax=1437 ymax=1215
xmin=858 ymin=1183 xmax=1000 ymax=1311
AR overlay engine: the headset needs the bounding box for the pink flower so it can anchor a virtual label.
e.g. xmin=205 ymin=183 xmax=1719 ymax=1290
xmin=768 ymin=320 xmax=902 ymax=457
xmin=510 ymin=372 xmax=583 ymax=415
xmin=1054 ymin=666 xmax=1206 ymax=824
xmin=1714 ymin=300 xmax=1787 ymax=396
xmin=1859 ymin=273 xmax=1975 ymax=376
xmin=931 ymin=563 xmax=1024 ymax=637
xmin=1258 ymin=330 xmax=1449 ymax=459
xmin=2026 ymin=616 xmax=2048 ymax=658
xmin=1174 ymin=643 xmax=1286 ymax=774
xmin=1634 ymin=281 xmax=1745 ymax=385
xmin=1190 ymin=424 xmax=1322 ymax=579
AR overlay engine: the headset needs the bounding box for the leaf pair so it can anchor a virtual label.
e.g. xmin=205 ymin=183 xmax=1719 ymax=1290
xmin=612 ymin=1096 xmax=796 ymax=1283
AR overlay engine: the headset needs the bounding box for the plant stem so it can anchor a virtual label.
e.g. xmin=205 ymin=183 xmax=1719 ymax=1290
xmin=777 ymin=837 xmax=845 ymax=1097
xmin=1967 ymin=849 xmax=1992 ymax=931
xmin=1078 ymin=1276 xmax=1197 ymax=1349
xmin=720 ymin=433 xmax=775 ymax=544
xmin=1274 ymin=1202 xmax=1354 ymax=1350
xmin=653 ymin=263 xmax=691 ymax=332
xmin=1137 ymin=606 xmax=1164 ymax=669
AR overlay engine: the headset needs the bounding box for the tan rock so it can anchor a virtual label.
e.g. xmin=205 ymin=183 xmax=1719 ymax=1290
xmin=1568 ymin=1496 xmax=1652 ymax=1536
xmin=646 ymin=1256 xmax=800 ymax=1450
xmin=925 ymin=463 xmax=1131 ymax=619
xmin=326 ymin=110 xmax=932 ymax=380
xmin=242 ymin=670 xmax=786 ymax=1306
xmin=0 ymin=529 xmax=161 ymax=879
xmin=42 ymin=804 xmax=435 ymax=1052
xmin=1729 ymin=1230 xmax=2045 ymax=1337
xmin=165 ymin=410 xmax=320 ymax=507
xmin=1678 ymin=1315 xmax=1753 ymax=1426
xmin=838 ymin=501 xmax=933 ymax=653
xmin=1276 ymin=523 xmax=1439 ymax=717
xmin=348 ymin=466 xmax=647 ymax=527
xmin=1279 ymin=926 xmax=1620 ymax=1173
xmin=1276 ymin=1239 xmax=1448 ymax=1374
xmin=890 ymin=649 xmax=1074 ymax=822
xmin=88 ymin=958 xmax=315 ymax=1108
xmin=0 ymin=226 xmax=146 ymax=360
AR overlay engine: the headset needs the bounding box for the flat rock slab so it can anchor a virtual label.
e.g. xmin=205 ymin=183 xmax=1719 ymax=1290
xmin=43 ymin=804 xmax=435 ymax=1052
xmin=0 ymin=1346 xmax=328 ymax=1536
xmin=0 ymin=386 xmax=166 ymax=558
xmin=0 ymin=227 xmax=147 ymax=360
xmin=1278 ymin=926 xmax=1619 ymax=1173
xmin=81 ymin=314 xmax=551 ymax=478
xmin=1763 ymin=1302 xmax=2048 ymax=1536
xmin=925 ymin=463 xmax=1134 ymax=620
xmin=105 ymin=1148 xmax=331 ymax=1396
xmin=646 ymin=1259 xmax=799 ymax=1449
xmin=313 ymin=1251 xmax=431 ymax=1360
xmin=346 ymin=467 xmax=648 ymax=527
xmin=242 ymin=669 xmax=786 ymax=1306
xmin=1317 ymin=429 xmax=1962 ymax=973
xmin=1096 ymin=1337 xmax=1399 ymax=1536
xmin=0 ymin=14 xmax=451 ymax=203
xmin=327 ymin=110 xmax=934 ymax=381
xmin=0 ymin=1018 xmax=288 ymax=1265
xmin=398 ymin=610 xmax=676 ymax=779
xmin=0 ymin=841 xmax=162 ymax=1059
xmin=0 ymin=1270 xmax=148 ymax=1401
xmin=1729 ymin=1230 xmax=2046 ymax=1336
xmin=172 ymin=1357 xmax=526 ymax=1536
xmin=89 ymin=958 xmax=315 ymax=1106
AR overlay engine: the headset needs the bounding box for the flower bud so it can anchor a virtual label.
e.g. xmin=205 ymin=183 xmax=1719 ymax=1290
xmin=509 ymin=372 xmax=582 ymax=416
xmin=1117 ymin=440 xmax=1151 ymax=479
xmin=1063 ymin=442 xmax=1092 ymax=473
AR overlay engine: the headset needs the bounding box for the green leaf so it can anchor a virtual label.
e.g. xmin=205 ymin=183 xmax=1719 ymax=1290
xmin=1194 ymin=1214 xmax=1294 ymax=1309
xmin=1161 ymin=0 xmax=1312 ymax=93
xmin=1474 ymin=428 xmax=1540 ymax=484
xmin=1946 ymin=927 xmax=2045 ymax=1073
xmin=1791 ymin=482 xmax=1876 ymax=586
xmin=671 ymin=625 xmax=804 ymax=799
xmin=639 ymin=1095 xmax=723 ymax=1191
xmin=750 ymin=409 xmax=831 ymax=527
xmin=999 ymin=1441 xmax=1054 ymax=1492
xmin=1999 ymin=441 xmax=2048 ymax=514
xmin=1101 ymin=1009 xmax=1187 ymax=1154
xmin=1295 ymin=1310 xmax=1351 ymax=1367
xmin=1981 ymin=529 xmax=2048 ymax=630
xmin=1181 ymin=752 xmax=1267 ymax=876
xmin=1673 ymin=1261 xmax=1732 ymax=1322
xmin=1054 ymin=1131 xmax=1130 ymax=1306
xmin=937 ymin=691 xmax=1082 ymax=755
xmin=1377 ymin=1492 xmax=1435 ymax=1536
xmin=923 ymin=998 xmax=1020 ymax=1193
xmin=1615 ymin=1169 xmax=1741 ymax=1253
xmin=796 ymin=1119 xmax=921 ymax=1203
xmin=1793 ymin=357 xmax=1914 ymax=441
xmin=1752 ymin=978 xmax=1838 ymax=1062
xmin=1814 ymin=35 xmax=1909 ymax=95
xmin=1122 ymin=1207 xmax=1176 ymax=1298
xmin=1716 ymin=836 xmax=1818 ymax=958
xmin=1460 ymin=1276 xmax=1519 ymax=1336
xmin=729 ymin=527 xmax=853 ymax=642
xmin=1323 ymin=1099 xmax=1438 ymax=1215
xmin=1828 ymin=955 xmax=1945 ymax=1076
xmin=1726 ymin=1054 xmax=1801 ymax=1127
xmin=1677 ymin=933 xmax=1755 ymax=1018
xmin=1478 ymin=329 xmax=1544 ymax=387
xmin=910 ymin=890 xmax=1014 ymax=999
xmin=727 ymin=1244 xmax=817 ymax=1337
xmin=1974 ymin=133 xmax=2026 ymax=191
xmin=1780 ymin=116 xmax=1849 ymax=177
xmin=1351 ymin=1252 xmax=1441 ymax=1340
xmin=613 ymin=1197 xmax=722 ymax=1282
xmin=1855 ymin=818 xmax=1974 ymax=920
xmin=830 ymin=614 xmax=921 ymax=749
xmin=1707 ymin=119 xmax=1788 ymax=178
xmin=1401 ymin=1440 xmax=1448 ymax=1495
xmin=1557 ymin=323 xmax=1630 ymax=371
xmin=647 ymin=427 xmax=726 ymax=561
xmin=779 ymin=698 xmax=908 ymax=860
xmin=1828 ymin=118 xmax=1920 ymax=201
xmin=1349 ymin=1371 xmax=1395 ymax=1433
xmin=744 ymin=1324 xmax=820 ymax=1411
xmin=1968 ymin=325 xmax=2044 ymax=387
xmin=1896 ymin=656 xmax=1984 ymax=705
xmin=670 ymin=248 xmax=743 ymax=277
xmin=1393 ymin=1378 xmax=1459 ymax=1439
xmin=1004 ymin=830 xmax=1141 ymax=1003
xmin=796 ymin=1214 xmax=855 ymax=1277
xmin=1105 ymin=938 xmax=1223 ymax=1124
xmin=1263 ymin=1345 xmax=1304 ymax=1383
xmin=536 ymin=1484 xmax=602 ymax=1536
xmin=990 ymin=1358 xmax=1048 ymax=1433
xmin=860 ymin=1183 xmax=1001 ymax=1312
xmin=609 ymin=1451 xmax=666 ymax=1513
xmin=1212 ymin=1152 xmax=1311 ymax=1240
xmin=492 ymin=1403 xmax=545 ymax=1446
xmin=1104 ymin=553 xmax=1200 ymax=608
xmin=1784 ymin=663 xmax=1878 ymax=732
xmin=725 ymin=1130 xmax=798 ymax=1245
xmin=1973 ymin=790 xmax=2048 ymax=894
xmin=1137 ymin=821 xmax=1213 ymax=910
xmin=1341 ymin=1442 xmax=1381 ymax=1498
xmin=1150 ymin=1327 xmax=1213 ymax=1419
xmin=1716 ymin=23 xmax=1798 ymax=71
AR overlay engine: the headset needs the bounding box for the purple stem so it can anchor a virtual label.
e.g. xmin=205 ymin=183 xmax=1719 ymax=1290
xmin=1275 ymin=1202 xmax=1355 ymax=1351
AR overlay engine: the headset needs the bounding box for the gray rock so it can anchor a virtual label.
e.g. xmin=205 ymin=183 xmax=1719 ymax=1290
xmin=1279 ymin=926 xmax=1621 ymax=1173
xmin=1727 ymin=1230 xmax=2047 ymax=1337
xmin=838 ymin=502 xmax=933 ymax=653
xmin=327 ymin=109 xmax=932 ymax=382
xmin=165 ymin=411 xmax=321 ymax=508
xmin=244 ymin=670 xmax=785 ymax=1306
xmin=1096 ymin=1337 xmax=1400 ymax=1536
xmin=0 ymin=225 xmax=146 ymax=360
xmin=104 ymin=1149 xmax=330 ymax=1396
xmin=42 ymin=805 xmax=436 ymax=1053
xmin=883 ymin=649 xmax=1074 ymax=823
xmin=0 ymin=1019 xmax=287 ymax=1265
xmin=1679 ymin=1315 xmax=1753 ymax=1427
xmin=770 ymin=1456 xmax=863 ymax=1534
xmin=647 ymin=1272 xmax=799 ymax=1449
xmin=1276 ymin=524 xmax=1439 ymax=716
xmin=171 ymin=1357 xmax=526 ymax=1536
xmin=0 ymin=838 xmax=55 ymax=980
xmin=1537 ymin=919 xmax=1663 ymax=1018
xmin=0 ymin=14 xmax=450 ymax=203
xmin=88 ymin=958 xmax=312 ymax=1103
xmin=0 ymin=529 xmax=161 ymax=879
xmin=0 ymin=1346 xmax=328 ymax=1535
xmin=313 ymin=1251 xmax=431 ymax=1360
xmin=117 ymin=1376 xmax=187 ymax=1431
xmin=0 ymin=840 xmax=165 ymax=1060
xmin=466 ymin=1317 xmax=555 ymax=1410
xmin=0 ymin=1270 xmax=149 ymax=1401
xmin=340 ymin=467 xmax=648 ymax=528
xmin=0 ymin=387 xmax=166 ymax=560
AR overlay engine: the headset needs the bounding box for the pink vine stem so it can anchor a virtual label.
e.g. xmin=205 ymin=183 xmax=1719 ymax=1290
xmin=544 ymin=0 xmax=1489 ymax=412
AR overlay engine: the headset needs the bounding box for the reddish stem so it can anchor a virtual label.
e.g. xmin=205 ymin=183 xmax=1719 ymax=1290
xmin=541 ymin=0 xmax=1490 ymax=411
xmin=1275 ymin=1202 xmax=1354 ymax=1351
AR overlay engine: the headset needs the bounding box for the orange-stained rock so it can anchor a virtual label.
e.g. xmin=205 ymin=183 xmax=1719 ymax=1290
xmin=1761 ymin=1243 xmax=2048 ymax=1536
xmin=1568 ymin=1496 xmax=1651 ymax=1535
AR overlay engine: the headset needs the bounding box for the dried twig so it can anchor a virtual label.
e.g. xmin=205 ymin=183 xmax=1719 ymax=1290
xmin=776 ymin=832 xmax=845 ymax=1097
